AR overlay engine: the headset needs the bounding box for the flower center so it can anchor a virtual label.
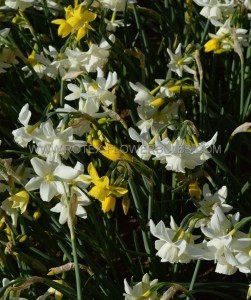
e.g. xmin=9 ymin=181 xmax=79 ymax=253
xmin=45 ymin=174 xmax=54 ymax=181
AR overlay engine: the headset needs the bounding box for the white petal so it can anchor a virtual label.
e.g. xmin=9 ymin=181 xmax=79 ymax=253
xmin=31 ymin=157 xmax=53 ymax=177
xmin=200 ymin=6 xmax=210 ymax=18
xmin=2 ymin=278 xmax=10 ymax=286
xmin=42 ymin=120 xmax=56 ymax=138
xmin=25 ymin=177 xmax=43 ymax=191
xmin=40 ymin=181 xmax=57 ymax=201
xmin=53 ymin=165 xmax=79 ymax=180
xmin=215 ymin=262 xmax=237 ymax=275
xmin=65 ymin=92 xmax=81 ymax=101
xmin=128 ymin=127 xmax=141 ymax=142
xmin=204 ymin=132 xmax=218 ymax=148
xmin=76 ymin=205 xmax=87 ymax=219
xmin=215 ymin=186 xmax=227 ymax=203
xmin=67 ymin=83 xmax=80 ymax=93
xmin=50 ymin=202 xmax=64 ymax=213
xmin=124 ymin=279 xmax=133 ymax=295
xmin=202 ymin=183 xmax=212 ymax=200
xmin=18 ymin=103 xmax=31 ymax=126
xmin=59 ymin=208 xmax=68 ymax=224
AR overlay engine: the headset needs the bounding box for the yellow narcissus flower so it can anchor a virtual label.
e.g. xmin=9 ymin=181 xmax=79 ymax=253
xmin=9 ymin=190 xmax=29 ymax=214
xmin=82 ymin=163 xmax=128 ymax=214
xmin=52 ymin=18 xmax=72 ymax=38
xmin=51 ymin=4 xmax=97 ymax=41
xmin=204 ymin=38 xmax=220 ymax=52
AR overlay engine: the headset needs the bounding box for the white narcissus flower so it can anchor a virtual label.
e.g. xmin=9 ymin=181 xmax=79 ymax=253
xmin=136 ymin=100 xmax=179 ymax=134
xmin=105 ymin=18 xmax=126 ymax=32
xmin=124 ymin=273 xmax=158 ymax=300
xmin=198 ymin=184 xmax=232 ymax=215
xmin=44 ymin=45 xmax=67 ymax=78
xmin=33 ymin=120 xmax=86 ymax=163
xmin=5 ymin=0 xmax=34 ymax=11
xmin=22 ymin=51 xmax=60 ymax=79
xmin=62 ymin=48 xmax=86 ymax=78
xmin=150 ymin=219 xmax=205 ymax=263
xmin=12 ymin=126 xmax=32 ymax=148
xmin=129 ymin=77 xmax=180 ymax=134
xmin=128 ymin=127 xmax=152 ymax=160
xmin=56 ymin=101 xmax=107 ymax=137
xmin=151 ymin=133 xmax=217 ymax=173
xmin=155 ymin=77 xmax=175 ymax=98
xmin=166 ymin=43 xmax=196 ymax=77
xmin=65 ymin=83 xmax=83 ymax=101
xmin=82 ymin=34 xmax=115 ymax=73
xmin=226 ymin=228 xmax=251 ymax=274
xmin=82 ymin=67 xmax=118 ymax=107
xmin=129 ymin=82 xmax=154 ymax=104
xmin=12 ymin=103 xmax=36 ymax=147
xmin=208 ymin=19 xmax=248 ymax=51
xmin=50 ymin=186 xmax=91 ymax=224
xmin=25 ymin=157 xmax=79 ymax=202
xmin=200 ymin=207 xmax=239 ymax=275
xmin=234 ymin=239 xmax=251 ymax=273
xmin=60 ymin=35 xmax=115 ymax=79
xmin=193 ymin=0 xmax=236 ymax=26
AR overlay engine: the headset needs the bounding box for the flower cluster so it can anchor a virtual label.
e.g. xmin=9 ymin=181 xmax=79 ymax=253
xmin=194 ymin=0 xmax=249 ymax=54
xmin=0 ymin=0 xmax=250 ymax=299
xmin=150 ymin=184 xmax=251 ymax=275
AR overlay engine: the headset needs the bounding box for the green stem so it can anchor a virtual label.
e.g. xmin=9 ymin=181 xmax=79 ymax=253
xmin=60 ymin=79 xmax=65 ymax=108
xmin=240 ymin=62 xmax=244 ymax=121
xmin=10 ymin=230 xmax=26 ymax=277
xmin=133 ymin=230 xmax=144 ymax=274
xmin=42 ymin=0 xmax=55 ymax=41
xmin=129 ymin=178 xmax=151 ymax=256
xmin=200 ymin=19 xmax=210 ymax=45
xmin=131 ymin=3 xmax=153 ymax=80
xmin=194 ymin=49 xmax=205 ymax=133
xmin=186 ymin=260 xmax=201 ymax=300
xmin=144 ymin=177 xmax=153 ymax=221
xmin=71 ymin=235 xmax=83 ymax=300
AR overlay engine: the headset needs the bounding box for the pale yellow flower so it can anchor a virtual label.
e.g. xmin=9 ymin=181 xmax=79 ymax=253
xmin=9 ymin=190 xmax=29 ymax=214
